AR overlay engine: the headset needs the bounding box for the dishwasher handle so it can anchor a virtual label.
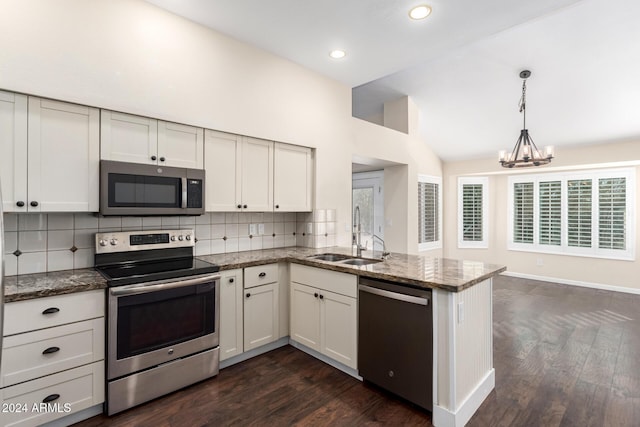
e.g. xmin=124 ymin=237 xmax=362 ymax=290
xmin=359 ymin=284 xmax=429 ymax=306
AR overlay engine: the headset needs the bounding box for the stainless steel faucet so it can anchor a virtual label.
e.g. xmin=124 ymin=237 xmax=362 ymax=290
xmin=353 ymin=206 xmax=364 ymax=257
xmin=372 ymin=234 xmax=390 ymax=259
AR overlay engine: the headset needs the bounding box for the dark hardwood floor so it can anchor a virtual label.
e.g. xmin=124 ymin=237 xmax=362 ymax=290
xmin=76 ymin=276 xmax=640 ymax=426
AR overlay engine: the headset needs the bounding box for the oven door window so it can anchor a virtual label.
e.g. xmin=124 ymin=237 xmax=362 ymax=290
xmin=108 ymin=173 xmax=181 ymax=208
xmin=116 ymin=283 xmax=215 ymax=359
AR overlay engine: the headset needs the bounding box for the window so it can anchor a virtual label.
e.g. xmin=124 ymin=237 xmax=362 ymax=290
xmin=458 ymin=177 xmax=488 ymax=248
xmin=418 ymin=175 xmax=442 ymax=251
xmin=508 ymin=168 xmax=635 ymax=260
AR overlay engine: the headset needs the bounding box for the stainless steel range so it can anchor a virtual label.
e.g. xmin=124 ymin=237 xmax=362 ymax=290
xmin=95 ymin=229 xmax=220 ymax=415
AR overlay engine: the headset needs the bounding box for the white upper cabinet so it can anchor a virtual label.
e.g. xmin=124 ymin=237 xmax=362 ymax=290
xmin=0 ymin=94 xmax=99 ymax=212
xmin=204 ymin=130 xmax=242 ymax=211
xmin=101 ymin=110 xmax=203 ymax=169
xmin=0 ymin=91 xmax=28 ymax=212
xmin=241 ymin=137 xmax=274 ymax=212
xmin=273 ymin=143 xmax=312 ymax=212
xmin=204 ymin=131 xmax=273 ymax=212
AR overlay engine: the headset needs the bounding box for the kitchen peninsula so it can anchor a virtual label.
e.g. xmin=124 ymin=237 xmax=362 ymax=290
xmin=3 ymin=247 xmax=504 ymax=427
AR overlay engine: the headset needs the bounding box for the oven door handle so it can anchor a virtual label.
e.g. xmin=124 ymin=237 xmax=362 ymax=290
xmin=109 ymin=274 xmax=220 ymax=296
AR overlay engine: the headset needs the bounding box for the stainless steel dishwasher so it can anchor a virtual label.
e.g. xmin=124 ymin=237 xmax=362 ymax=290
xmin=358 ymin=277 xmax=432 ymax=410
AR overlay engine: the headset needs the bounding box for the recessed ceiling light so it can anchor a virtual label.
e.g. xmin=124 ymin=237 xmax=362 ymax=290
xmin=409 ymin=5 xmax=432 ymax=20
xmin=329 ymin=49 xmax=346 ymax=59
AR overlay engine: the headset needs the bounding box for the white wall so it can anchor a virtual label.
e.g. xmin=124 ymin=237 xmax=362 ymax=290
xmin=0 ymin=0 xmax=442 ymax=254
xmin=443 ymin=140 xmax=640 ymax=291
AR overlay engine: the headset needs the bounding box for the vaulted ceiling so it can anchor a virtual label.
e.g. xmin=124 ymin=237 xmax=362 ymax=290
xmin=146 ymin=0 xmax=640 ymax=161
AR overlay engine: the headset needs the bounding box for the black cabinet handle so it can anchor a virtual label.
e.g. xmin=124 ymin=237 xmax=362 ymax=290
xmin=42 ymin=346 xmax=60 ymax=355
xmin=151 ymin=155 xmax=157 ymax=161
xmin=42 ymin=307 xmax=60 ymax=315
xmin=246 ymin=293 xmax=251 ymax=298
xmin=243 ymin=204 xmax=248 ymax=209
xmin=314 ymin=293 xmax=318 ymax=298
xmin=42 ymin=394 xmax=60 ymax=404
xmin=258 ymin=272 xmax=266 ymax=277
xmin=319 ymin=294 xmax=324 ymax=300
xmin=229 ymin=278 xmax=234 ymax=283
xmin=275 ymin=205 xmax=280 ymax=209
xmin=159 ymin=157 xmax=165 ymax=162
xmin=237 ymin=204 xmax=242 ymax=209
xmin=30 ymin=201 xmax=38 ymax=207
xmin=16 ymin=201 xmax=25 ymax=207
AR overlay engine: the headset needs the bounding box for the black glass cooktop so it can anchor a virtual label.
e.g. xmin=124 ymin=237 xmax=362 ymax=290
xmin=97 ymin=257 xmax=219 ymax=287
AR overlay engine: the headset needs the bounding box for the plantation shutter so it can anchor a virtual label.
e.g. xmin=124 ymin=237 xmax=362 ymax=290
xmin=567 ymin=179 xmax=592 ymax=248
xmin=419 ymin=182 xmax=439 ymax=243
xmin=539 ymin=181 xmax=562 ymax=246
xmin=513 ymin=182 xmax=534 ymax=243
xmin=598 ymin=177 xmax=626 ymax=250
xmin=462 ymin=184 xmax=483 ymax=241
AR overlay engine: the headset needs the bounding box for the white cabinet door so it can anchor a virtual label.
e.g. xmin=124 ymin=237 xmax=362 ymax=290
xmin=243 ymin=283 xmax=278 ymax=351
xmin=100 ymin=110 xmax=158 ymax=165
xmin=290 ymin=282 xmax=320 ymax=351
xmin=241 ymin=137 xmax=273 ymax=212
xmin=27 ymin=98 xmax=99 ymax=212
xmin=320 ymin=290 xmax=358 ymax=369
xmin=219 ymin=269 xmax=243 ymax=361
xmin=274 ymin=143 xmax=312 ymax=212
xmin=204 ymin=130 xmax=242 ymax=211
xmin=157 ymin=121 xmax=204 ymax=168
xmin=0 ymin=91 xmax=28 ymax=212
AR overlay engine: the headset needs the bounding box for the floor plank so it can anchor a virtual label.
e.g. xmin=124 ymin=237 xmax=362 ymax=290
xmin=76 ymin=276 xmax=640 ymax=426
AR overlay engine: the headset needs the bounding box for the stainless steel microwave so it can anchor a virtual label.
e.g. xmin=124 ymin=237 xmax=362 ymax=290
xmin=100 ymin=160 xmax=205 ymax=216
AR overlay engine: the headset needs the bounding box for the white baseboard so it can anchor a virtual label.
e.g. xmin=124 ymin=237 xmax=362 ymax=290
xmin=288 ymin=340 xmax=361 ymax=380
xmin=219 ymin=337 xmax=289 ymax=369
xmin=433 ymin=369 xmax=495 ymax=427
xmin=500 ymin=271 xmax=640 ymax=295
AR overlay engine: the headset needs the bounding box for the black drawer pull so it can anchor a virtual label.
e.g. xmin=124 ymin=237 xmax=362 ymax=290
xmin=42 ymin=307 xmax=60 ymax=315
xmin=319 ymin=294 xmax=324 ymax=300
xmin=258 ymin=272 xmax=266 ymax=277
xmin=229 ymin=278 xmax=234 ymax=283
xmin=30 ymin=201 xmax=39 ymax=207
xmin=16 ymin=201 xmax=25 ymax=207
xmin=314 ymin=293 xmax=318 ymax=298
xmin=243 ymin=204 xmax=248 ymax=209
xmin=42 ymin=394 xmax=60 ymax=403
xmin=246 ymin=293 xmax=251 ymax=298
xmin=42 ymin=346 xmax=60 ymax=355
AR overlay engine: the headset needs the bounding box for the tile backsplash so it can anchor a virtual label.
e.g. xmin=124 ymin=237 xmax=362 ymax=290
xmin=2 ymin=209 xmax=337 ymax=276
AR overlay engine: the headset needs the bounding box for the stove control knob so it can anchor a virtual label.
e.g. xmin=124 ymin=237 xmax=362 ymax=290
xmin=99 ymin=239 xmax=107 ymax=247
xmin=178 ymin=235 xmax=184 ymax=241
xmin=185 ymin=235 xmax=191 ymax=241
xmin=110 ymin=238 xmax=118 ymax=246
xmin=170 ymin=235 xmax=176 ymax=241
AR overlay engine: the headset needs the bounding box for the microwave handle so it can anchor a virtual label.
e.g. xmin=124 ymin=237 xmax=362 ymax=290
xmin=181 ymin=177 xmax=188 ymax=209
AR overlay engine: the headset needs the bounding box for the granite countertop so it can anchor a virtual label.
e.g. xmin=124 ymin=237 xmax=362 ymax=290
xmin=198 ymin=246 xmax=506 ymax=292
xmin=3 ymin=246 xmax=505 ymax=302
xmin=3 ymin=269 xmax=107 ymax=303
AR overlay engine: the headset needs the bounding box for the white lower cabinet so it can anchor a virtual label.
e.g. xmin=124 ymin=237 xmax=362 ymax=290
xmin=290 ymin=264 xmax=358 ymax=369
xmin=219 ymin=269 xmax=244 ymax=361
xmin=243 ymin=283 xmax=279 ymax=351
xmin=0 ymin=290 xmax=105 ymax=427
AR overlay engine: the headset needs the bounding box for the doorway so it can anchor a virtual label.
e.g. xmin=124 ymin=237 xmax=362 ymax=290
xmin=352 ymin=170 xmax=384 ymax=252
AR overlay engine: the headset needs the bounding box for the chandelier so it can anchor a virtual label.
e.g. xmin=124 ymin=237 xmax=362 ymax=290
xmin=499 ymin=70 xmax=554 ymax=168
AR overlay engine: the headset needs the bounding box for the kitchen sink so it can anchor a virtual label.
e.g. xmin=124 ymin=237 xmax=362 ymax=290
xmin=340 ymin=258 xmax=383 ymax=266
xmin=308 ymin=253 xmax=354 ymax=262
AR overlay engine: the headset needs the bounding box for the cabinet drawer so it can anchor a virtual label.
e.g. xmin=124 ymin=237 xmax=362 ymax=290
xmin=4 ymin=290 xmax=104 ymax=336
xmin=244 ymin=264 xmax=278 ymax=288
xmin=1 ymin=318 xmax=104 ymax=388
xmin=291 ymin=264 xmax=357 ymax=298
xmin=1 ymin=361 xmax=105 ymax=427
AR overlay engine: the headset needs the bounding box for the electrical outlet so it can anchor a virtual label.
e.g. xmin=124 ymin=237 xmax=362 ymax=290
xmin=307 ymin=222 xmax=313 ymax=234
xmin=249 ymin=223 xmax=257 ymax=235
xmin=458 ymin=301 xmax=465 ymax=324
xmin=258 ymin=223 xmax=264 ymax=235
